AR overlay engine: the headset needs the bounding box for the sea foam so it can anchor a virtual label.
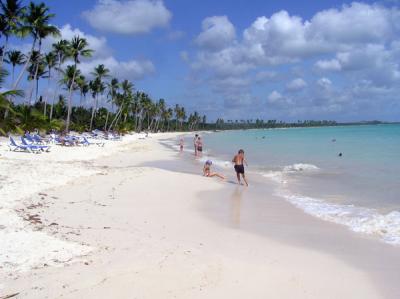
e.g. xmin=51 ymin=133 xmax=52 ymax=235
xmin=279 ymin=191 xmax=400 ymax=245
xmin=261 ymin=162 xmax=400 ymax=246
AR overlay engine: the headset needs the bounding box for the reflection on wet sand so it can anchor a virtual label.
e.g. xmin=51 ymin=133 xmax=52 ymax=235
xmin=231 ymin=187 xmax=244 ymax=227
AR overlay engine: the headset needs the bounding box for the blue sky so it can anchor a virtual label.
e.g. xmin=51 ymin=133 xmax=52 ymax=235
xmin=7 ymin=0 xmax=400 ymax=122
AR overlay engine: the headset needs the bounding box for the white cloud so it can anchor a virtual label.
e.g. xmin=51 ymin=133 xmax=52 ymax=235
xmin=79 ymin=57 xmax=155 ymax=80
xmin=267 ymin=90 xmax=284 ymax=103
xmin=41 ymin=24 xmax=111 ymax=59
xmin=195 ymin=16 xmax=236 ymax=51
xmin=315 ymin=59 xmax=341 ymax=71
xmin=183 ymin=3 xmax=400 ymax=119
xmin=308 ymin=3 xmax=394 ymax=45
xmin=286 ymin=78 xmax=307 ymax=91
xmin=83 ymin=0 xmax=172 ymax=35
xmin=317 ymin=77 xmax=332 ymax=89
xmin=45 ymin=24 xmax=155 ymax=81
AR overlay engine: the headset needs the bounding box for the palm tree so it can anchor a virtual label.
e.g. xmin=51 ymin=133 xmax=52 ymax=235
xmin=174 ymin=104 xmax=180 ymax=130
xmin=179 ymin=107 xmax=186 ymax=130
xmin=0 ymin=67 xmax=23 ymax=128
xmin=75 ymin=75 xmax=87 ymax=105
xmin=91 ymin=64 xmax=110 ymax=81
xmin=88 ymin=78 xmax=104 ymax=131
xmin=109 ymin=79 xmax=133 ymax=130
xmin=5 ymin=49 xmax=24 ymax=83
xmin=88 ymin=78 xmax=96 ymax=130
xmin=13 ymin=2 xmax=59 ymax=90
xmin=105 ymin=77 xmax=119 ymax=130
xmin=162 ymin=107 xmax=173 ymax=131
xmin=90 ymin=64 xmax=109 ymax=124
xmin=59 ymin=65 xmax=80 ymax=99
xmin=153 ymin=98 xmax=165 ymax=132
xmin=43 ymin=51 xmax=56 ymax=116
xmin=50 ymin=39 xmax=68 ymax=121
xmin=26 ymin=50 xmax=43 ymax=104
xmin=65 ymin=36 xmax=93 ymax=132
xmin=0 ymin=0 xmax=26 ymax=67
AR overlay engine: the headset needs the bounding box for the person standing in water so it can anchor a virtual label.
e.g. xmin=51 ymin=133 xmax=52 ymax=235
xmin=232 ymin=149 xmax=248 ymax=186
xmin=194 ymin=134 xmax=198 ymax=156
xmin=179 ymin=137 xmax=184 ymax=152
xmin=196 ymin=137 xmax=203 ymax=156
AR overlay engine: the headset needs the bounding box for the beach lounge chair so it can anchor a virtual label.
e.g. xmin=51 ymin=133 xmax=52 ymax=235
xmin=8 ymin=136 xmax=41 ymax=153
xmin=106 ymin=132 xmax=122 ymax=141
xmin=21 ymin=137 xmax=51 ymax=152
xmin=91 ymin=129 xmax=105 ymax=139
xmin=32 ymin=134 xmax=47 ymax=144
xmin=24 ymin=134 xmax=36 ymax=144
xmin=82 ymin=136 xmax=105 ymax=147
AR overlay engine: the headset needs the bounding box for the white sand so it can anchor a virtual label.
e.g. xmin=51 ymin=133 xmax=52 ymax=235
xmin=0 ymin=133 xmax=163 ymax=275
xmin=0 ymin=133 xmax=396 ymax=298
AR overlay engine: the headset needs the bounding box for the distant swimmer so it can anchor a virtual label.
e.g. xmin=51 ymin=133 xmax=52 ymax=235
xmin=179 ymin=137 xmax=184 ymax=152
xmin=262 ymin=136 xmax=266 ymax=139
xmin=332 ymin=138 xmax=336 ymax=142
xmin=203 ymin=160 xmax=225 ymax=180
xmin=232 ymin=149 xmax=248 ymax=186
xmin=338 ymin=152 xmax=343 ymax=157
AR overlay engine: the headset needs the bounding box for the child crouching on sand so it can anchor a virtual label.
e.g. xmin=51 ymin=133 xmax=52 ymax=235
xmin=203 ymin=160 xmax=225 ymax=180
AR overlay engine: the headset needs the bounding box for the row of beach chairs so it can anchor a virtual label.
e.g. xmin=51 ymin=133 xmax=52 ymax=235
xmin=8 ymin=131 xmax=122 ymax=154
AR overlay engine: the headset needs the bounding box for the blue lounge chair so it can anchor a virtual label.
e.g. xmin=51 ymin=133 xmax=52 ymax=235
xmin=32 ymin=134 xmax=46 ymax=144
xmin=21 ymin=137 xmax=51 ymax=152
xmin=82 ymin=136 xmax=105 ymax=147
xmin=8 ymin=136 xmax=41 ymax=153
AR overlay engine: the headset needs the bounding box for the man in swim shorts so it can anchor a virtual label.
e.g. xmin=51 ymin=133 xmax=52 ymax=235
xmin=232 ymin=149 xmax=248 ymax=186
xmin=196 ymin=137 xmax=203 ymax=156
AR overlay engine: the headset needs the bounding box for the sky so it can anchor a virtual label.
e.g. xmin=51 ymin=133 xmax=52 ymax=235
xmin=7 ymin=0 xmax=400 ymax=122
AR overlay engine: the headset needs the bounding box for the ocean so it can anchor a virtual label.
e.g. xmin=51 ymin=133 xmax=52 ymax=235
xmin=185 ymin=124 xmax=400 ymax=245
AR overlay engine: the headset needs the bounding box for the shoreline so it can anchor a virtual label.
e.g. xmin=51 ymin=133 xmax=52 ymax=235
xmin=1 ymin=134 xmax=399 ymax=298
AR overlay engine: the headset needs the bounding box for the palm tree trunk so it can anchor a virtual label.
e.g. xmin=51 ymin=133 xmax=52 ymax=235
xmin=44 ymin=70 xmax=51 ymax=117
xmin=135 ymin=107 xmax=139 ymax=132
xmin=11 ymin=66 xmax=15 ymax=84
xmin=13 ymin=38 xmax=37 ymax=90
xmin=0 ymin=36 xmax=9 ymax=69
xmin=89 ymin=95 xmax=96 ymax=131
xmin=108 ymin=105 xmax=122 ymax=131
xmin=50 ymin=62 xmax=62 ymax=121
xmin=3 ymin=65 xmax=16 ymax=119
xmin=35 ymin=78 xmax=40 ymax=102
xmin=32 ymin=39 xmax=42 ymax=103
xmin=104 ymin=111 xmax=109 ymax=131
xmin=27 ymin=79 xmax=35 ymax=105
xmin=66 ymin=63 xmax=77 ymax=132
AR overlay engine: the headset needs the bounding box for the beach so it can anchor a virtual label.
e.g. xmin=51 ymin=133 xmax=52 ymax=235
xmin=1 ymin=133 xmax=400 ymax=299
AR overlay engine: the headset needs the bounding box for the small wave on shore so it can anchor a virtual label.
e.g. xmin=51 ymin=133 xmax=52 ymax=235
xmin=283 ymin=163 xmax=320 ymax=172
xmin=279 ymin=191 xmax=400 ymax=245
xmin=260 ymin=162 xmax=400 ymax=246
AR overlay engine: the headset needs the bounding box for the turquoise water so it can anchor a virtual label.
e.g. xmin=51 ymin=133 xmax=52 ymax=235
xmin=197 ymin=125 xmax=400 ymax=245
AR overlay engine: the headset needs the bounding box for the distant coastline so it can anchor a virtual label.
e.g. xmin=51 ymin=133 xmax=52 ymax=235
xmin=204 ymin=120 xmax=399 ymax=131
